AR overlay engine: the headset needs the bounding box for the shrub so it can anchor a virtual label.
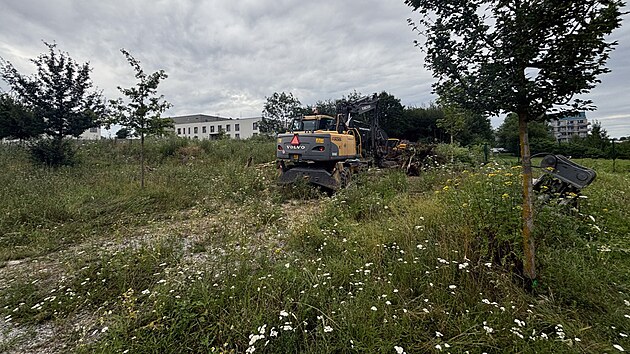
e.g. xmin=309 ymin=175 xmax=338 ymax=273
xmin=434 ymin=143 xmax=484 ymax=165
xmin=29 ymin=138 xmax=78 ymax=167
xmin=157 ymin=137 xmax=189 ymax=161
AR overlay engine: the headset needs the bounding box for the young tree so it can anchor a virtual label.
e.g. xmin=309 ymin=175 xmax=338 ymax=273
xmin=260 ymin=92 xmax=302 ymax=134
xmin=407 ymin=0 xmax=624 ymax=283
xmin=109 ymin=49 xmax=172 ymax=188
xmin=0 ymin=93 xmax=44 ymax=141
xmin=436 ymin=102 xmax=467 ymax=145
xmin=1 ymin=42 xmax=103 ymax=164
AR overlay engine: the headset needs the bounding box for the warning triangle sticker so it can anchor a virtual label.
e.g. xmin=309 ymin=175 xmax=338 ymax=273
xmin=290 ymin=134 xmax=300 ymax=146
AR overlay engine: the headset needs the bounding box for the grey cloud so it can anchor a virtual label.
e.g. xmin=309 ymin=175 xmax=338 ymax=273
xmin=0 ymin=1 xmax=627 ymax=137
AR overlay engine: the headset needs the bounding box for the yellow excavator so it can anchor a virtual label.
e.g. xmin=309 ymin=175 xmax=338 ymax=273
xmin=276 ymin=94 xmax=387 ymax=190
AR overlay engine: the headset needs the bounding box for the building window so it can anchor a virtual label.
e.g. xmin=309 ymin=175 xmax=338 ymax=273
xmin=177 ymin=128 xmax=181 ymax=134
xmin=218 ymin=125 xmax=223 ymax=132
xmin=235 ymin=124 xmax=240 ymax=131
xmin=253 ymin=122 xmax=258 ymax=130
xmin=235 ymin=133 xmax=240 ymax=139
xmin=210 ymin=126 xmax=215 ymax=133
xmin=188 ymin=127 xmax=191 ymax=134
xmin=89 ymin=127 xmax=98 ymax=133
xmin=226 ymin=124 xmax=231 ymax=132
xmin=194 ymin=127 xmax=198 ymax=134
xmin=202 ymin=126 xmax=207 ymax=133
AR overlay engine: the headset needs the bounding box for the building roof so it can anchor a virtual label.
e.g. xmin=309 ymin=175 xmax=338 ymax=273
xmin=555 ymin=112 xmax=587 ymax=120
xmin=169 ymin=114 xmax=262 ymax=125
xmin=169 ymin=114 xmax=227 ymax=124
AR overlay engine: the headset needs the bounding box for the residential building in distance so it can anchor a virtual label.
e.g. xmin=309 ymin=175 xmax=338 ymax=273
xmin=550 ymin=112 xmax=590 ymax=143
xmin=1 ymin=126 xmax=102 ymax=143
xmin=79 ymin=126 xmax=101 ymax=140
xmin=170 ymin=114 xmax=261 ymax=140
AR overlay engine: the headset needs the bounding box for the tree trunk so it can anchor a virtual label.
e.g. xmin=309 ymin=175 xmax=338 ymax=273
xmin=518 ymin=111 xmax=536 ymax=282
xmin=450 ymin=128 xmax=454 ymax=163
xmin=140 ymin=134 xmax=145 ymax=189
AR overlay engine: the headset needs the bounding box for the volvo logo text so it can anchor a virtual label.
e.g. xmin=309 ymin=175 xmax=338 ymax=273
xmin=286 ymin=145 xmax=306 ymax=150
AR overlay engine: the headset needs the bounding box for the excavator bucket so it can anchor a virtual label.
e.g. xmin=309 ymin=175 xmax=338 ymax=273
xmin=538 ymin=154 xmax=596 ymax=189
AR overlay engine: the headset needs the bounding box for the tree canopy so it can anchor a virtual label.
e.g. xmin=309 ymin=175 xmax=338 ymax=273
xmin=260 ymin=90 xmax=487 ymax=146
xmin=0 ymin=93 xmax=43 ymax=141
xmin=399 ymin=104 xmax=447 ymax=143
xmin=583 ymin=120 xmax=609 ymax=150
xmin=374 ymin=92 xmax=405 ymax=138
xmin=0 ymin=42 xmax=103 ymax=141
xmin=437 ymin=101 xmax=493 ymax=146
xmin=115 ymin=127 xmax=133 ymax=139
xmin=260 ymin=92 xmax=303 ymax=134
xmin=406 ymin=0 xmax=624 ymax=120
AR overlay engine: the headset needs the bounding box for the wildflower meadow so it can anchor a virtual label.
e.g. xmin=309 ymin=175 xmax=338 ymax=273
xmin=0 ymin=138 xmax=628 ymax=353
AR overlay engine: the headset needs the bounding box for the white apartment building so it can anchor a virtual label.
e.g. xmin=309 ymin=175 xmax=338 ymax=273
xmin=1 ymin=126 xmax=101 ymax=142
xmin=79 ymin=126 xmax=101 ymax=140
xmin=170 ymin=114 xmax=261 ymax=140
xmin=550 ymin=112 xmax=590 ymax=143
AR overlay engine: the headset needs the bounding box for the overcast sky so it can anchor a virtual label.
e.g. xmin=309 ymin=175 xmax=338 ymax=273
xmin=1 ymin=1 xmax=628 ymax=137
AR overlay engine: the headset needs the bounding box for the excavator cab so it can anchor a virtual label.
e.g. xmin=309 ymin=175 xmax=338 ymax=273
xmin=290 ymin=115 xmax=337 ymax=132
xmin=386 ymin=138 xmax=400 ymax=149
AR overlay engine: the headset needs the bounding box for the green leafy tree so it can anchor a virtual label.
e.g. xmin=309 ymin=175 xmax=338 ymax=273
xmin=343 ymin=90 xmax=364 ymax=103
xmin=460 ymin=113 xmax=494 ymax=146
xmin=375 ymin=91 xmax=405 ymax=138
xmin=311 ymin=99 xmax=337 ymax=116
xmin=109 ymin=49 xmax=172 ymax=188
xmin=437 ymin=101 xmax=494 ymax=146
xmin=436 ymin=102 xmax=467 ymax=145
xmin=584 ymin=120 xmax=609 ymax=150
xmin=308 ymin=91 xmax=367 ymax=117
xmin=115 ymin=127 xmax=133 ymax=139
xmin=407 ymin=0 xmax=624 ymax=282
xmin=401 ymin=105 xmax=448 ymax=142
xmin=615 ymin=139 xmax=630 ymax=159
xmin=0 ymin=42 xmax=103 ymax=165
xmin=496 ymin=113 xmax=556 ymax=154
xmin=0 ymin=93 xmax=44 ymax=141
xmin=260 ymin=92 xmax=302 ymax=134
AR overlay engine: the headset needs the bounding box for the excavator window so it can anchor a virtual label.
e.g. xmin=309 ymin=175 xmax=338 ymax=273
xmin=290 ymin=120 xmax=298 ymax=131
xmin=318 ymin=118 xmax=335 ymax=131
xmin=301 ymin=120 xmax=318 ymax=131
xmin=386 ymin=139 xmax=400 ymax=148
xmin=291 ymin=117 xmax=336 ymax=132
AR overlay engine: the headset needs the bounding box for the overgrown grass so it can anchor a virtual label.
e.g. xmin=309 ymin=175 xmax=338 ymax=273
xmin=0 ymin=140 xmax=628 ymax=353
